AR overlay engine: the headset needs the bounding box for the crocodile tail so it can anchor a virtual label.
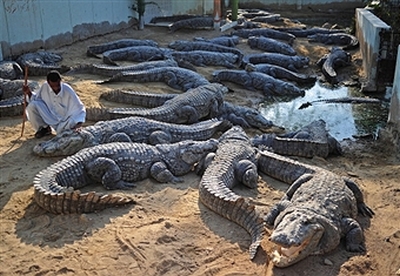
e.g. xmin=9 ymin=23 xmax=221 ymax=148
xmin=33 ymin=186 xmax=134 ymax=214
xmin=198 ymin=182 xmax=265 ymax=259
xmin=217 ymin=119 xmax=233 ymax=132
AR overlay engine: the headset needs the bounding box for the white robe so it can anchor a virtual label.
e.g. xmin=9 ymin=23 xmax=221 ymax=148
xmin=26 ymin=82 xmax=86 ymax=133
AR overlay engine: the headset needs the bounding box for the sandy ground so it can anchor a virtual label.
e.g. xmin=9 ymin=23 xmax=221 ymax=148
xmin=1 ymin=13 xmax=400 ymax=276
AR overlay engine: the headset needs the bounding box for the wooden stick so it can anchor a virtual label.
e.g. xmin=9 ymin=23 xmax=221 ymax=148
xmin=20 ymin=66 xmax=28 ymax=137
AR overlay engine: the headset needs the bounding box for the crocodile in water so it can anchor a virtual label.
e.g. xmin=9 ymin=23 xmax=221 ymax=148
xmin=257 ymin=149 xmax=374 ymax=267
xmin=33 ymin=139 xmax=219 ymax=214
xmin=197 ymin=126 xmax=265 ymax=259
xmin=33 ymin=116 xmax=231 ymax=157
xmin=298 ymin=97 xmax=381 ymax=109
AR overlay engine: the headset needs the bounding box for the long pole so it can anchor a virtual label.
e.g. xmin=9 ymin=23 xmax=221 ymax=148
xmin=20 ymin=66 xmax=28 ymax=137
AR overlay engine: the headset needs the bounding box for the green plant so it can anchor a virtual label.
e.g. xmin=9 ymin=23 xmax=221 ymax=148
xmin=365 ymin=0 xmax=400 ymax=31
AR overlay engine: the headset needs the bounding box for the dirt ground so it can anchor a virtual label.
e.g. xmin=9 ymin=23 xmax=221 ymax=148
xmin=1 ymin=10 xmax=400 ymax=276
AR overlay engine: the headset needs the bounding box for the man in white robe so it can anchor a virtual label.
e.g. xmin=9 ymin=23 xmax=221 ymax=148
xmin=23 ymin=70 xmax=86 ymax=138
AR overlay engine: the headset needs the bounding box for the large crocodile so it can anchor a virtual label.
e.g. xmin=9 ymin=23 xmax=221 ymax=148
xmin=0 ymin=61 xmax=23 ymax=80
xmin=86 ymin=38 xmax=159 ymax=58
xmin=232 ymin=28 xmax=296 ymax=44
xmin=247 ymin=36 xmax=297 ymax=56
xmin=251 ymin=119 xmax=342 ymax=158
xmin=16 ymin=51 xmax=69 ymax=76
xmin=212 ymin=69 xmax=305 ymax=97
xmin=171 ymin=50 xmax=240 ymax=68
xmin=98 ymin=88 xmax=277 ymax=131
xmin=316 ymin=47 xmax=351 ymax=84
xmin=272 ymin=27 xmax=347 ymax=37
xmin=65 ymin=59 xmax=179 ymax=77
xmin=87 ymin=83 xmax=227 ymax=123
xmin=245 ymin=63 xmax=317 ymax=85
xmin=33 ymin=139 xmax=219 ymax=214
xmin=241 ymin=53 xmax=310 ymax=72
xmin=169 ymin=17 xmax=214 ymax=33
xmin=98 ymin=66 xmax=210 ymax=91
xmin=0 ymin=78 xmax=39 ymax=117
xmin=308 ymin=32 xmax=359 ymax=50
xmin=167 ymin=40 xmax=244 ymax=61
xmin=193 ymin=35 xmax=240 ymax=47
xmin=32 ymin=117 xmax=232 ymax=157
xmin=197 ymin=126 xmax=265 ymax=259
xmin=257 ymin=149 xmax=374 ymax=267
xmin=102 ymin=46 xmax=172 ymax=66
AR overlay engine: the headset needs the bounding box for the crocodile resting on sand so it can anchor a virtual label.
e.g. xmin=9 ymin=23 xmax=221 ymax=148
xmin=33 ymin=116 xmax=231 ymax=157
xmin=33 ymin=139 xmax=219 ymax=214
xmin=257 ymin=150 xmax=374 ymax=267
xmin=197 ymin=126 xmax=265 ymax=259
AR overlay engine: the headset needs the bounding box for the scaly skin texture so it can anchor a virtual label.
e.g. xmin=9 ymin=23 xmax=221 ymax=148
xmin=257 ymin=150 xmax=374 ymax=267
xmin=0 ymin=61 xmax=23 ymax=80
xmin=65 ymin=59 xmax=179 ymax=77
xmin=232 ymin=27 xmax=296 ymax=44
xmin=307 ymin=32 xmax=359 ymax=50
xmin=33 ymin=139 xmax=219 ymax=214
xmin=16 ymin=51 xmax=69 ymax=76
xmin=102 ymin=46 xmax=172 ymax=65
xmin=245 ymin=63 xmax=317 ymax=85
xmin=99 ymin=66 xmax=210 ymax=91
xmin=171 ymin=50 xmax=240 ymax=68
xmin=197 ymin=127 xmax=265 ymax=259
xmin=251 ymin=119 xmax=342 ymax=158
xmin=33 ymin=116 xmax=231 ymax=157
xmin=193 ymin=35 xmax=239 ymax=47
xmin=168 ymin=17 xmax=214 ymax=33
xmin=247 ymin=36 xmax=297 ymax=56
xmin=86 ymin=38 xmax=158 ymax=57
xmin=95 ymin=88 xmax=277 ymax=131
xmin=272 ymin=27 xmax=346 ymax=37
xmin=0 ymin=79 xmax=39 ymax=117
xmin=316 ymin=47 xmax=351 ymax=84
xmin=241 ymin=53 xmax=310 ymax=72
xmin=212 ymin=69 xmax=305 ymax=97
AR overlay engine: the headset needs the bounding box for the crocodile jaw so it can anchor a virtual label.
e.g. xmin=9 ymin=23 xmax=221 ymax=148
xmin=33 ymin=129 xmax=86 ymax=156
xmin=269 ymin=223 xmax=324 ymax=267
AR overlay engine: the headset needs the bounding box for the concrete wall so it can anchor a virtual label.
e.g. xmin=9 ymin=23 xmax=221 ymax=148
xmin=355 ymin=8 xmax=391 ymax=92
xmin=0 ymin=0 xmax=214 ymax=60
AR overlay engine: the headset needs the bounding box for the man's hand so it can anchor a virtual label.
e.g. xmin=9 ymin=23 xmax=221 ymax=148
xmin=22 ymin=85 xmax=32 ymax=98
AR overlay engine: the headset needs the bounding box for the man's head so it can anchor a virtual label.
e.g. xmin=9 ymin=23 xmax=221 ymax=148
xmin=47 ymin=70 xmax=62 ymax=93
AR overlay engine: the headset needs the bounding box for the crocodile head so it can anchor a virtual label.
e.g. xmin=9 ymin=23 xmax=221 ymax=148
xmin=268 ymin=209 xmax=324 ymax=267
xmin=32 ymin=129 xmax=93 ymax=156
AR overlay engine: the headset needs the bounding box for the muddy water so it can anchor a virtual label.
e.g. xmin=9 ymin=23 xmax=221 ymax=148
xmin=259 ymin=82 xmax=389 ymax=141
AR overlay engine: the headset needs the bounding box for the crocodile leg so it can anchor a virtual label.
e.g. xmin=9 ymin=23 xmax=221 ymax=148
xmin=341 ymin=217 xmax=366 ymax=252
xmin=150 ymin=161 xmax=184 ymax=183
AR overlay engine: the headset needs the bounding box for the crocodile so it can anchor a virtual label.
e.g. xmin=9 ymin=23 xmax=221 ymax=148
xmin=65 ymin=59 xmax=179 ymax=77
xmin=33 ymin=139 xmax=219 ymax=214
xmin=102 ymin=46 xmax=172 ymax=66
xmin=193 ymin=35 xmax=240 ymax=47
xmin=169 ymin=17 xmax=214 ymax=33
xmin=98 ymin=66 xmax=210 ymax=91
xmin=150 ymin=14 xmax=204 ymax=24
xmin=0 ymin=79 xmax=39 ymax=117
xmin=87 ymin=83 xmax=227 ymax=123
xmin=272 ymin=27 xmax=347 ymax=37
xmin=298 ymin=97 xmax=381 ymax=109
xmin=232 ymin=28 xmax=296 ymax=44
xmin=167 ymin=40 xmax=244 ymax=61
xmin=197 ymin=126 xmax=265 ymax=259
xmin=0 ymin=61 xmax=23 ymax=80
xmin=257 ymin=149 xmax=374 ymax=267
xmin=16 ymin=51 xmax=70 ymax=76
xmin=245 ymin=63 xmax=317 ymax=85
xmin=32 ymin=116 xmax=232 ymax=157
xmin=316 ymin=47 xmax=351 ymax=84
xmin=247 ymin=36 xmax=297 ymax=56
xmin=171 ymin=50 xmax=240 ymax=68
xmin=98 ymin=89 xmax=278 ymax=131
xmin=86 ymin=39 xmax=159 ymax=58
xmin=308 ymin=32 xmax=359 ymax=50
xmin=241 ymin=53 xmax=310 ymax=72
xmin=251 ymin=119 xmax=342 ymax=158
xmin=249 ymin=14 xmax=282 ymax=23
xmin=212 ymin=69 xmax=305 ymax=97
